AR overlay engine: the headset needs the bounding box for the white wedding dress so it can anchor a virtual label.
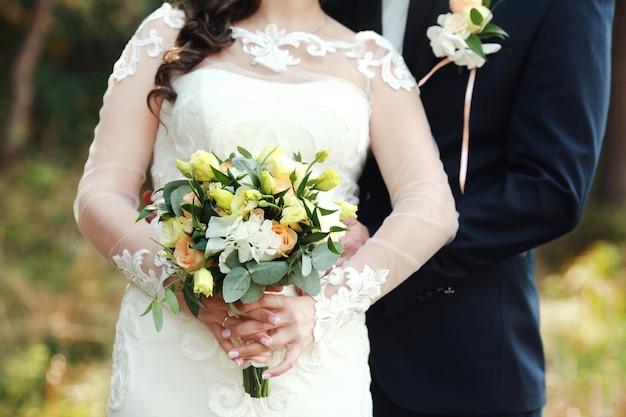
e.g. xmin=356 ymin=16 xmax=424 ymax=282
xmin=74 ymin=3 xmax=458 ymax=417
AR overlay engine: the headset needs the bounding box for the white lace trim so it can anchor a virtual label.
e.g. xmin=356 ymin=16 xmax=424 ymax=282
xmin=108 ymin=322 xmax=132 ymax=411
xmin=230 ymin=25 xmax=416 ymax=91
xmin=112 ymin=249 xmax=169 ymax=300
xmin=313 ymin=266 xmax=388 ymax=343
xmin=112 ymin=3 xmax=184 ymax=81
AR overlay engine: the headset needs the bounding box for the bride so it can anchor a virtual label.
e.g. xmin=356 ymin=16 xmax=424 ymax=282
xmin=74 ymin=0 xmax=458 ymax=416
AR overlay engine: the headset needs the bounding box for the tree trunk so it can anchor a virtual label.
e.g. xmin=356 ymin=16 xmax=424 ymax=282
xmin=2 ymin=0 xmax=53 ymax=168
xmin=596 ymin=3 xmax=626 ymax=205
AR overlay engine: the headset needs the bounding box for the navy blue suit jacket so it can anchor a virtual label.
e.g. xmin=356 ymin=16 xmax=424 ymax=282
xmin=324 ymin=0 xmax=614 ymax=413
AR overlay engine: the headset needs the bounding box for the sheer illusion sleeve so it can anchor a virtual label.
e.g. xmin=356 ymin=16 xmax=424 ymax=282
xmin=313 ymin=38 xmax=459 ymax=342
xmin=73 ymin=4 xmax=184 ymax=297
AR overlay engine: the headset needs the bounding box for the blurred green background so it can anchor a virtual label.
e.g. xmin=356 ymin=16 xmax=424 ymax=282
xmin=0 ymin=1 xmax=625 ymax=416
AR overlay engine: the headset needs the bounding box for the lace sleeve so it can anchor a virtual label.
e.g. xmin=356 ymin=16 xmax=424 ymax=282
xmin=314 ymin=41 xmax=459 ymax=342
xmin=73 ymin=4 xmax=184 ymax=297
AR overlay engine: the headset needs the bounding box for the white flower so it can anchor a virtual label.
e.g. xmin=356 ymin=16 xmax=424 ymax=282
xmin=205 ymin=215 xmax=282 ymax=273
xmin=426 ymin=13 xmax=502 ymax=69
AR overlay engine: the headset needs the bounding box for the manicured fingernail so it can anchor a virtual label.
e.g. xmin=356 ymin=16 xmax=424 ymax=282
xmin=268 ymin=316 xmax=279 ymax=325
xmin=222 ymin=329 xmax=231 ymax=338
xmin=234 ymin=358 xmax=244 ymax=366
xmin=228 ymin=350 xmax=239 ymax=359
xmin=260 ymin=337 xmax=271 ymax=347
xmin=262 ymin=372 xmax=271 ymax=380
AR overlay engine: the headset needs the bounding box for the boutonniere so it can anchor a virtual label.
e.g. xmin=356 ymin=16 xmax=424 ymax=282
xmin=418 ymin=0 xmax=508 ymax=193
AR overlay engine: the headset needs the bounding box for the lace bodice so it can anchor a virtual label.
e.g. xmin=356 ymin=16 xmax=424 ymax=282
xmin=75 ymin=1 xmax=457 ymax=336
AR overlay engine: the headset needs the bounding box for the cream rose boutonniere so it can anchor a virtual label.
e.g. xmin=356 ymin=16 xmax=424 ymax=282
xmin=419 ymin=0 xmax=508 ymax=193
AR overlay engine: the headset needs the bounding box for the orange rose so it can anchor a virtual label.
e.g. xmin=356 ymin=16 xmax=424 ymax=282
xmin=174 ymin=235 xmax=206 ymax=272
xmin=449 ymin=0 xmax=481 ymax=14
xmin=271 ymin=220 xmax=298 ymax=257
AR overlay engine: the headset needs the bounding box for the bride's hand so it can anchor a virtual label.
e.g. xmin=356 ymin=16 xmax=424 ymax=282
xmin=168 ymin=283 xmax=276 ymax=356
xmin=337 ymin=217 xmax=369 ymax=266
xmin=222 ymin=293 xmax=316 ymax=378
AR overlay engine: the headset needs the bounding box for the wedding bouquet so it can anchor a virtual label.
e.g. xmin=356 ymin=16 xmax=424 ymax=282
xmin=137 ymin=145 xmax=357 ymax=397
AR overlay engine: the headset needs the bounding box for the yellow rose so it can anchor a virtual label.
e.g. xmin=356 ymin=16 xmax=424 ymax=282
xmin=314 ymin=169 xmax=341 ymax=191
xmin=272 ymin=155 xmax=301 ymax=180
xmin=449 ymin=0 xmax=482 ymax=14
xmin=159 ymin=217 xmax=188 ymax=247
xmin=270 ymin=221 xmax=298 ymax=257
xmin=280 ymin=204 xmax=310 ymax=232
xmin=193 ymin=267 xmax=214 ymax=297
xmin=256 ymin=144 xmax=283 ymax=164
xmin=209 ymin=188 xmax=234 ymax=211
xmin=336 ymin=201 xmax=358 ymax=221
xmin=260 ymin=170 xmax=277 ymax=195
xmin=243 ymin=189 xmax=262 ymax=201
xmin=463 ymin=5 xmax=493 ymax=34
xmin=174 ymin=235 xmax=205 ymax=272
xmin=189 ymin=150 xmax=220 ymax=181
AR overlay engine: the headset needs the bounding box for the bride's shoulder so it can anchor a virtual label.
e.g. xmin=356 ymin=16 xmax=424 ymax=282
xmin=111 ymin=3 xmax=184 ymax=82
xmin=136 ymin=3 xmax=185 ymax=34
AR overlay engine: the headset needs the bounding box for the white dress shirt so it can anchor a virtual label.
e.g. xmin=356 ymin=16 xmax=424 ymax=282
xmin=382 ymin=0 xmax=411 ymax=53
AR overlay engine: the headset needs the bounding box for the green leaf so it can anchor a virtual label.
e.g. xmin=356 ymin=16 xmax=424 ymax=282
xmin=300 ymin=231 xmax=328 ymax=245
xmin=479 ymin=23 xmax=509 ymax=39
xmin=232 ymin=157 xmax=262 ymax=188
xmin=164 ymin=288 xmax=179 ymax=315
xmin=225 ymin=250 xmax=244 ymax=270
xmin=292 ymin=264 xmax=321 ymax=296
xmin=140 ymin=301 xmax=153 ymax=317
xmin=248 ymin=261 xmax=290 ymax=285
xmin=183 ymin=280 xmax=202 ymax=317
xmin=312 ymin=242 xmax=342 ymax=271
xmin=470 ymin=8 xmax=483 ymax=26
xmin=170 ymin=184 xmax=194 ymax=217
xmin=239 ymin=281 xmax=265 ymax=304
xmin=483 ymin=0 xmax=491 ymax=8
xmin=465 ymin=34 xmax=485 ymax=58
xmin=222 ymin=267 xmax=251 ymax=303
xmin=136 ymin=205 xmax=156 ymax=222
xmin=236 ymin=146 xmax=253 ymax=159
xmin=152 ymin=300 xmax=164 ymax=332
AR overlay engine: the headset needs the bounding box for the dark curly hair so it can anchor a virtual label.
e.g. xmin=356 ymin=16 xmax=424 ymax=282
xmin=147 ymin=0 xmax=261 ymax=111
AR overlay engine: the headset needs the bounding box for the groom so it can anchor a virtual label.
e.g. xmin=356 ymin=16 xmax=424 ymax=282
xmin=324 ymin=0 xmax=615 ymax=416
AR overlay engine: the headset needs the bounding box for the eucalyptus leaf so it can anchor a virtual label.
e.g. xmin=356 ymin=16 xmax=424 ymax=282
xmin=292 ymin=265 xmax=321 ymax=296
xmin=222 ymin=267 xmax=251 ymax=302
xmin=164 ymin=288 xmax=179 ymax=315
xmin=170 ymin=184 xmax=194 ymax=217
xmin=248 ymin=261 xmax=290 ymax=285
xmin=152 ymin=300 xmax=164 ymax=332
xmin=312 ymin=242 xmax=342 ymax=270
xmin=225 ymin=250 xmax=243 ymax=270
xmin=232 ymin=157 xmax=261 ymax=188
xmin=239 ymin=281 xmax=265 ymax=304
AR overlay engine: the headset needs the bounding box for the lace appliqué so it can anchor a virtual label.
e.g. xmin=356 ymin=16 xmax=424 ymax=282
xmin=112 ymin=3 xmax=184 ymax=81
xmin=112 ymin=248 xmax=169 ymax=300
xmin=231 ymin=24 xmax=350 ymax=72
xmin=108 ymin=322 xmax=131 ymax=411
xmin=230 ymin=25 xmax=416 ymax=91
xmin=313 ymin=266 xmax=388 ymax=343
xmin=352 ymin=32 xmax=417 ymax=92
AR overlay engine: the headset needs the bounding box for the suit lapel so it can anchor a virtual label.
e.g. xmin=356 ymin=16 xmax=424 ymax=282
xmin=403 ymin=0 xmax=450 ymax=78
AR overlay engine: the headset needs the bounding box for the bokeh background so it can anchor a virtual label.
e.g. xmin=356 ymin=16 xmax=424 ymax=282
xmin=1 ymin=1 xmax=625 ymax=416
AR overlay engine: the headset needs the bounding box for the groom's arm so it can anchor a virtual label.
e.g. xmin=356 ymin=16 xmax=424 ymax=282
xmin=420 ymin=0 xmax=614 ymax=279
